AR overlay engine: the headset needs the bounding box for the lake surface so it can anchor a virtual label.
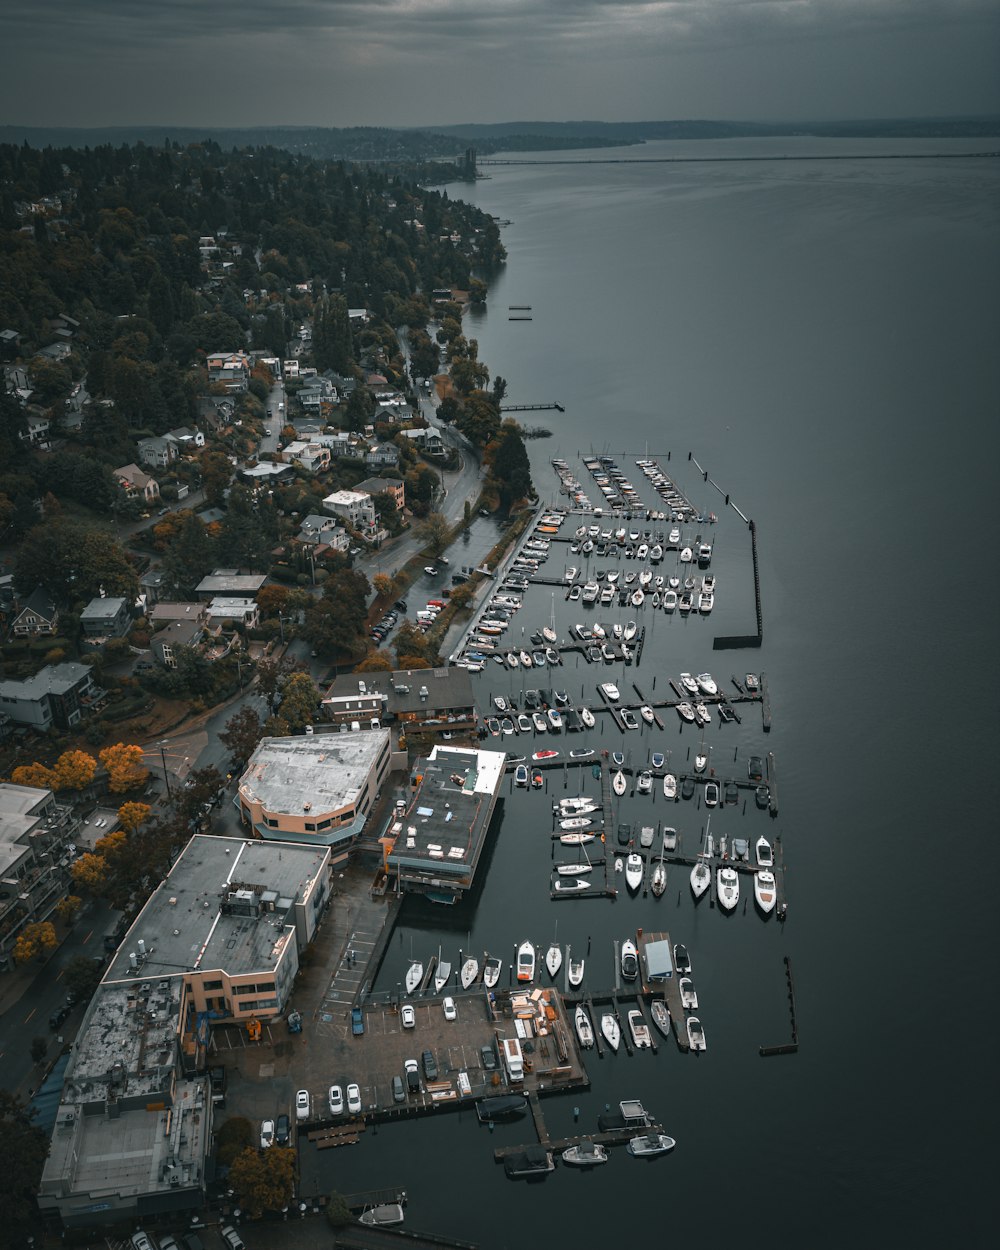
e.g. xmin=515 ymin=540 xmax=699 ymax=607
xmin=321 ymin=140 xmax=999 ymax=1245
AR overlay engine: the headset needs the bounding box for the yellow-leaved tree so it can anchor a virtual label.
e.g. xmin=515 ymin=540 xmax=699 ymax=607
xmin=70 ymin=852 xmax=109 ymax=894
xmin=99 ymin=743 xmax=149 ymax=793
xmin=9 ymin=762 xmax=57 ymax=790
xmin=13 ymin=921 xmax=57 ymax=963
xmin=51 ymin=749 xmax=97 ymax=791
xmin=117 ymin=801 xmax=151 ymax=835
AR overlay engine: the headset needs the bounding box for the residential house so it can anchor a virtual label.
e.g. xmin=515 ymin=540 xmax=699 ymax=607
xmin=206 ymin=351 xmax=250 ymax=392
xmin=283 ymin=358 xmax=300 ymax=379
xmin=298 ymin=514 xmax=346 ymax=546
xmin=324 ymin=665 xmax=476 ymax=734
xmin=400 ymin=426 xmax=446 ymax=457
xmin=0 ymin=328 xmax=20 ymax=358
xmin=280 ymin=440 xmax=330 ymax=474
xmin=23 ymin=414 xmax=51 ymax=446
xmin=311 ymin=432 xmax=351 ymax=458
xmin=149 ymin=603 xmax=208 ymax=629
xmin=365 ymin=442 xmax=400 ymax=471
xmin=239 ymin=462 xmax=294 ymax=489
xmin=197 ymin=395 xmax=235 ymax=431
xmin=166 ymin=425 xmax=205 ymax=450
xmin=356 ymin=476 xmax=405 ymax=512
xmin=36 ymin=341 xmax=72 ymax=362
xmin=3 ymin=364 xmax=30 ymax=397
xmin=347 ymin=308 xmax=371 ymax=327
xmin=0 ymin=663 xmax=99 ymax=731
xmin=151 ymin=619 xmax=204 ymax=669
xmin=206 ymin=598 xmax=259 ymax=628
xmin=137 ymin=435 xmax=177 ymax=468
xmin=322 ymin=490 xmax=376 ymax=534
xmin=139 ymin=569 xmax=168 ymax=607
xmin=65 ymin=380 xmax=90 ymax=414
xmin=80 ymin=596 xmax=132 ymax=641
xmin=195 ymin=571 xmax=268 ymax=601
xmin=10 ymin=587 xmax=59 ymax=638
xmin=113 ymin=463 xmax=160 ymax=505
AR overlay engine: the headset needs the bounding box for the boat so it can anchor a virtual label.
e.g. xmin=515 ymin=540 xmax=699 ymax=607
xmin=360 ymin=1203 xmax=405 ymax=1226
xmin=650 ymin=1000 xmax=671 ymax=1038
xmin=621 ymin=939 xmax=639 ymax=981
xmin=501 ymin=717 xmax=516 ymax=735
xmin=558 ymin=794 xmax=599 ymax=814
xmin=636 ymin=543 xmax=649 ymax=561
xmin=532 ymin=712 xmax=548 ymax=733
xmin=601 ymin=682 xmax=620 ymax=701
xmin=627 ymin=1009 xmax=652 ymax=1049
xmin=580 ymin=706 xmax=595 ymax=728
xmin=680 ymin=672 xmax=699 ymax=696
xmin=405 ymin=960 xmax=423 ymax=996
xmin=680 ymin=546 xmax=693 ymax=563
xmin=487 ymin=717 xmax=501 ymax=736
xmin=517 ymin=713 xmax=532 ymax=733
xmin=651 ymin=855 xmax=667 ymax=897
xmin=640 ymin=705 xmax=655 ymax=725
xmin=424 ymin=565 xmax=438 ymax=575
xmin=690 ymin=859 xmax=711 ymax=898
xmin=662 ymin=589 xmax=677 ymax=612
xmin=612 ymin=769 xmax=627 ymax=796
xmin=716 ymin=865 xmax=739 ymax=911
xmin=611 ymin=751 xmax=625 ymax=767
xmin=533 ymin=749 xmax=559 ymax=762
xmin=696 ymin=672 xmax=718 ymax=695
xmin=699 ymin=592 xmax=714 ymax=613
xmin=545 ymin=941 xmax=563 ymax=978
xmin=630 ymin=589 xmax=644 ymax=607
xmin=676 ymin=702 xmax=696 ymax=722
xmin=650 ymin=543 xmax=663 ymax=562
xmin=553 ymin=877 xmax=591 ymax=893
xmin=482 ymin=955 xmax=502 ymax=989
xmin=686 ymin=1016 xmax=707 ymax=1051
xmin=695 ymin=703 xmax=711 ymax=725
xmin=567 ymin=953 xmax=585 ymax=987
xmin=663 ymin=773 xmax=677 ymax=799
xmin=570 ymin=747 xmax=595 ymax=760
xmin=673 ymin=943 xmax=692 ymax=975
xmin=625 ymin=853 xmax=643 ymax=892
xmin=560 ymin=832 xmax=596 ymax=845
xmin=542 ymin=595 xmax=558 ymax=644
xmin=756 ymin=835 xmax=774 ymax=867
xmin=504 ymin=1146 xmax=555 ymax=1178
xmin=639 ymin=823 xmax=654 ymax=846
xmin=559 ymin=814 xmax=596 ymax=831
xmin=515 ymin=764 xmax=528 ymax=788
xmin=623 ymin=619 xmax=638 ymax=641
xmin=694 ymin=746 xmax=708 ymax=773
xmin=704 ymin=780 xmax=719 ymax=807
xmin=546 ymin=647 xmax=560 ymax=665
xmin=745 ymin=673 xmax=760 ymax=691
xmin=520 ymin=650 xmax=533 ymax=668
xmin=562 ymin=1141 xmax=608 ymax=1167
xmin=601 ymin=1012 xmax=621 ymax=1051
xmin=662 ymin=826 xmax=677 ymax=851
xmin=754 ymin=869 xmax=777 ymax=913
xmin=575 ymin=1005 xmax=595 ymax=1048
xmin=478 ymin=1094 xmax=529 ymax=1123
xmin=669 ymin=527 xmax=681 ymax=544
xmin=627 ymin=1132 xmax=676 ymax=1157
xmin=434 ymin=959 xmax=452 ymax=993
xmin=460 ymin=956 xmax=479 ymax=989
xmin=516 ymin=940 xmax=535 ymax=982
xmin=506 ymin=652 xmax=519 ymax=669
xmin=679 ymin=976 xmax=698 ymax=1010
xmin=639 ymin=570 xmax=652 ymax=587
xmin=621 ymin=709 xmax=640 ymax=730
xmin=493 ymin=696 xmax=508 ymax=713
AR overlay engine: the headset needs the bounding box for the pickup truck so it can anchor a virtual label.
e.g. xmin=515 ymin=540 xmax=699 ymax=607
xmin=351 ymin=1007 xmax=365 ymax=1036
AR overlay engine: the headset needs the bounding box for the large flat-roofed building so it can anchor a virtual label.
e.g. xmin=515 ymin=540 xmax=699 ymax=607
xmin=323 ymin=666 xmax=476 ymax=733
xmin=386 ymin=744 xmax=505 ymax=903
xmin=38 ymin=834 xmax=331 ymax=1230
xmin=238 ymin=731 xmax=402 ymax=848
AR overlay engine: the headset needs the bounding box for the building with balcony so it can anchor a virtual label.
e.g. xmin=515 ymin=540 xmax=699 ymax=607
xmin=323 ymin=666 xmax=476 ymax=734
xmin=321 ymin=488 xmax=376 ymax=532
xmin=80 ymin=595 xmax=132 ymax=641
xmin=0 ymin=662 xmax=99 ymax=731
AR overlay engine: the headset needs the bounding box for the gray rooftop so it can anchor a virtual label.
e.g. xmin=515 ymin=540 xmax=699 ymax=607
xmin=326 ymin=666 xmax=474 ymax=718
xmin=0 ymin=662 xmax=91 ymax=701
xmin=80 ymin=596 xmax=126 ymax=621
xmin=240 ymin=732 xmax=389 ymax=819
xmin=195 ymin=572 xmax=268 ymax=595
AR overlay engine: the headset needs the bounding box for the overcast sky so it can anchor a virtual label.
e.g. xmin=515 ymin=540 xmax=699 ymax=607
xmin=1 ymin=0 xmax=997 ymax=129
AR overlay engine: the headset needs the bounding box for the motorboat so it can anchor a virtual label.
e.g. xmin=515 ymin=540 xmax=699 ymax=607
xmin=673 ymin=944 xmax=692 ymax=975
xmin=754 ymin=869 xmax=777 ymax=913
xmin=627 ymin=1009 xmax=651 ymax=1049
xmin=716 ymin=865 xmax=740 ymax=911
xmin=704 ymin=780 xmax=719 ymax=808
xmin=686 ymin=1016 xmax=707 ymax=1052
xmin=506 ymin=652 xmax=519 ymax=669
xmin=559 ymin=814 xmax=595 ymax=831
xmin=695 ymin=703 xmax=711 ymax=725
xmin=567 ymin=953 xmax=585 ymax=987
xmin=639 ymin=824 xmax=655 ymax=847
xmin=482 ymin=955 xmax=502 ymax=989
xmin=516 ymin=940 xmax=535 ymax=982
xmin=520 ymin=650 xmax=533 ymax=668
xmin=553 ymin=877 xmax=591 ymax=893
xmin=621 ymin=709 xmax=640 ymax=730
xmin=640 ymin=705 xmax=655 ymax=725
xmin=478 ymin=1094 xmax=529 ymax=1123
xmin=514 ymin=764 xmax=529 ymax=788
xmin=612 ymin=751 xmax=625 ymax=767
xmin=679 ymin=673 xmax=699 ymax=697
xmin=690 ymin=859 xmax=711 ymax=898
xmin=755 ymin=784 xmax=770 ymax=809
xmin=627 ymin=1132 xmax=676 ymax=1157
xmin=434 ymin=960 xmax=452 ymax=992
xmin=651 ymin=751 xmax=665 ymax=769
xmin=679 ymin=977 xmax=698 ymax=1010
xmin=500 ymin=717 xmax=516 ymax=736
xmin=360 ymin=1204 xmax=405 ymax=1226
xmin=621 ymin=939 xmax=639 ymax=981
xmin=582 ymin=581 xmax=600 ymax=604
xmin=545 ymin=942 xmax=563 ymax=978
xmin=560 ymin=832 xmax=596 ymax=845
xmin=698 ymin=542 xmax=712 ymax=565
xmin=669 ymin=527 xmax=681 ymax=544
xmin=651 ymin=592 xmax=660 ymax=608
xmin=623 ymin=619 xmax=638 ymax=641
xmin=580 ymin=706 xmax=596 ymax=729
xmin=570 ymin=747 xmax=595 ymax=760
xmin=662 ymin=826 xmax=677 ymax=851
xmin=756 ymin=836 xmax=774 ymax=867
xmin=699 ymin=592 xmax=714 ymax=613
xmin=487 ymin=717 xmax=501 ymax=737
xmin=533 ymin=749 xmax=559 ymax=762
xmin=532 ymin=712 xmax=548 ymax=733
xmin=680 ymin=546 xmax=693 ymax=563
xmin=676 ymin=702 xmax=696 ymax=723
xmin=694 ymin=746 xmax=708 ymax=773
xmin=405 ymin=961 xmax=423 ymax=996
xmin=745 ymin=673 xmax=760 ymax=691
xmin=649 ymin=543 xmax=663 ymax=562
xmin=625 ymin=853 xmax=643 ymax=892
xmin=613 ymin=769 xmax=628 ymax=796
xmin=678 ymin=592 xmax=694 ymax=613
xmin=493 ymin=696 xmax=509 ymax=713
xmin=650 ymin=1000 xmax=671 ymax=1038
xmin=503 ymin=1147 xmax=556 ymax=1179
xmin=696 ymin=672 xmax=717 ymax=696
xmin=460 ymin=957 xmax=479 ymax=989
xmin=601 ymin=1012 xmax=621 ymax=1051
xmin=637 ymin=772 xmax=653 ymax=796
xmin=636 ymin=543 xmax=649 ymax=561
xmin=630 ymin=589 xmax=644 ymax=607
xmin=558 ymin=795 xmax=599 ymax=814
xmin=681 ymin=777 xmax=696 ymax=800
xmin=517 ymin=713 xmax=532 ymax=733
xmin=546 ymin=707 xmax=563 ymax=731
xmin=562 ymin=1141 xmax=608 ymax=1167
xmin=575 ymin=1005 xmax=595 ymax=1048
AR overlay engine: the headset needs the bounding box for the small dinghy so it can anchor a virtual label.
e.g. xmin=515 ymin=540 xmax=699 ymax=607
xmin=650 ymin=1000 xmax=671 ymax=1038
xmin=575 ymin=1005 xmax=595 ymax=1048
xmin=601 ymin=1012 xmax=621 ymax=1051
xmin=567 ymin=953 xmax=585 ymax=987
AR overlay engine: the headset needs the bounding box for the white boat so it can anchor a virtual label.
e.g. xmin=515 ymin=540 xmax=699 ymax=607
xmin=650 ymin=543 xmax=663 ymax=562
xmin=545 ymin=941 xmax=563 ymax=978
xmin=662 ymin=825 xmax=677 ymax=851
xmin=556 ymin=860 xmax=593 ymax=876
xmin=542 ymin=625 xmax=557 ymax=644
xmin=600 ymin=681 xmax=620 ymax=701
xmin=754 ymin=869 xmax=777 ymax=913
xmin=630 ymin=589 xmax=644 ymax=607
xmin=562 ymin=1140 xmax=608 ymax=1167
xmin=567 ymin=953 xmax=585 ymax=987
xmin=360 ymin=1203 xmax=405 ymax=1226
xmin=676 ymin=701 xmax=696 ymax=722
xmin=520 ymin=650 xmax=533 ymax=668
xmin=636 ymin=543 xmax=649 ymax=561
xmin=601 ymin=1012 xmax=621 ymax=1051
xmin=553 ymin=877 xmax=591 ymax=893
xmin=686 ymin=1016 xmax=707 ymax=1051
xmin=592 ymin=622 xmax=606 ymax=639
xmin=560 ymin=832 xmax=596 ymax=845
xmin=679 ymin=977 xmax=698 ymax=1010
xmin=580 ymin=706 xmax=596 ymax=729
xmin=547 ymin=707 xmax=563 ymax=731
xmin=516 ymin=940 xmax=535 ymax=982
xmin=680 ymin=673 xmax=699 ymax=696
xmin=695 ymin=703 xmax=711 ymax=725
xmin=716 ymin=865 xmax=739 ymax=911
xmin=482 ymin=955 xmax=502 ymax=989
xmin=651 ymin=857 xmax=667 ymax=897
xmin=506 ymin=652 xmax=519 ymax=668
xmin=680 ymin=546 xmax=693 ymax=563
xmin=651 ymin=592 xmax=660 ymax=608
xmin=621 ymin=939 xmax=639 ymax=981
xmin=690 ymin=859 xmax=711 ymax=898
xmin=434 ymin=960 xmax=452 ymax=992
xmin=639 ymin=704 xmax=654 ymax=725
xmin=627 ymin=1009 xmax=651 ymax=1049
xmin=613 ymin=769 xmax=627 ymax=796
xmin=517 ymin=713 xmax=532 ymax=733
xmin=575 ymin=1005 xmax=595 ymax=1048
xmin=696 ymin=672 xmax=717 ymax=696
xmin=699 ymin=592 xmax=714 ymax=613
xmin=460 ymin=957 xmax=479 ymax=989
xmin=560 ymin=814 xmax=596 ymax=831
xmin=663 ymin=589 xmax=677 ymax=612
xmin=582 ymin=581 xmax=600 ymax=604
xmin=625 ymin=853 xmax=643 ymax=892
xmin=623 ymin=619 xmax=638 ymax=641
xmin=650 ymin=1000 xmax=671 ymax=1038
xmin=639 ymin=570 xmax=652 ymax=587
xmin=405 ymin=961 xmax=423 ymax=995
xmin=669 ymin=526 xmax=681 ymax=544
xmin=558 ymin=795 xmax=597 ymax=813
xmin=663 ymin=772 xmax=677 ymax=799
xmin=756 ymin=835 xmax=774 ymax=867
xmin=627 ymin=1132 xmax=676 ymax=1157
xmin=694 ymin=746 xmax=708 ymax=773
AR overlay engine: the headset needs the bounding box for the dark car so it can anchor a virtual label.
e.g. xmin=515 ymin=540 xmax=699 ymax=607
xmin=748 ymin=755 xmax=764 ymax=782
xmin=404 ymin=1058 xmax=420 ymax=1092
xmin=421 ymin=1049 xmax=437 ymax=1080
xmin=49 ymin=1004 xmax=71 ymax=1030
xmin=274 ymin=1113 xmax=290 ymax=1147
xmin=480 ymin=1044 xmax=498 ymax=1071
xmin=394 ymin=599 xmax=408 ymax=611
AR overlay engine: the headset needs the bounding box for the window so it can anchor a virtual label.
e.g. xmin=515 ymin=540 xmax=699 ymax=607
xmin=255 ymin=982 xmax=275 ymax=993
xmin=305 ymin=822 xmax=316 ymax=832
xmin=238 ymin=1000 xmax=258 ymax=1012
xmin=203 ymin=979 xmax=223 ymax=991
xmin=234 ymin=984 xmax=256 ymax=996
xmin=266 ymin=817 xmax=279 ymax=828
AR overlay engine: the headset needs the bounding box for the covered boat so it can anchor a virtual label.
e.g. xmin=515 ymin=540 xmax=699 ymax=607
xmin=621 ymin=939 xmax=639 ymax=981
xmin=477 ymin=1095 xmax=529 ymax=1122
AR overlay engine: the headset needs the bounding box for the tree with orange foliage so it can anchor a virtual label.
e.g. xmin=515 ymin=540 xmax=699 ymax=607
xmin=56 ymin=895 xmax=82 ymax=924
xmin=95 ymin=830 xmax=127 ymax=859
xmin=51 ymin=749 xmax=97 ymax=791
xmin=257 ymin=584 xmax=290 ymax=620
xmin=356 ymin=651 xmax=393 ymax=672
xmin=99 ymin=743 xmax=149 ymax=793
xmin=117 ymin=801 xmax=151 ymax=835
xmin=13 ymin=922 xmax=57 ymax=963
xmin=10 ymin=762 xmax=56 ymax=790
xmin=70 ymin=853 xmax=109 ymax=894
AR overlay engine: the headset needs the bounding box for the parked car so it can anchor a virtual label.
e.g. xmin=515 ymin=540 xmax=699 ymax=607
xmin=404 ymin=1058 xmax=420 ymax=1092
xmin=346 ymin=1083 xmax=362 ymax=1115
xmin=49 ymin=1004 xmax=71 ymax=1030
xmin=401 ymin=1004 xmax=415 ymax=1029
xmin=422 ymin=1049 xmax=437 ymax=1080
xmin=391 ymin=1075 xmax=405 ymax=1103
xmin=480 ymin=1044 xmax=498 ymax=1071
xmin=274 ymin=1113 xmax=290 ymax=1147
xmin=328 ymin=1085 xmax=344 ymax=1116
xmin=442 ymin=996 xmax=457 ymax=1021
xmin=260 ymin=1118 xmax=275 ymax=1149
xmin=295 ymin=1089 xmax=310 ymax=1121
xmin=159 ymin=1237 xmax=180 ymax=1250
xmin=219 ymin=1226 xmax=245 ymax=1250
xmin=131 ymin=1234 xmax=156 ymax=1250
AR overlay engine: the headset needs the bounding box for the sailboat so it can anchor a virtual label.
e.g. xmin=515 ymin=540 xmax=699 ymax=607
xmin=613 ymin=769 xmax=627 ymax=796
xmin=545 ymin=924 xmax=562 ymax=978
xmin=460 ymin=953 xmax=480 ymax=989
xmin=433 ymin=946 xmax=451 ymax=993
xmin=405 ymin=955 xmax=423 ymax=996
xmin=542 ymin=593 xmax=558 ymax=645
xmin=651 ymin=844 xmax=667 ymax=897
xmin=601 ymin=1012 xmax=621 ymax=1051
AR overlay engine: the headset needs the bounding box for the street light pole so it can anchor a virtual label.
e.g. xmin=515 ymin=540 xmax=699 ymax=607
xmin=158 ymin=740 xmax=172 ymax=798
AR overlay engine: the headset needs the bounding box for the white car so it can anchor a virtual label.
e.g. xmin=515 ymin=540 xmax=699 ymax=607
xmin=347 ymin=1083 xmax=362 ymax=1115
xmin=220 ymin=1226 xmax=245 ymax=1250
xmin=260 ymin=1118 xmax=275 ymax=1148
xmin=442 ymin=996 xmax=457 ymax=1021
xmin=130 ymin=1235 xmax=155 ymax=1250
xmin=295 ymin=1089 xmax=310 ymax=1121
xmin=328 ymin=1084 xmax=344 ymax=1116
xmin=401 ymin=1004 xmax=416 ymax=1029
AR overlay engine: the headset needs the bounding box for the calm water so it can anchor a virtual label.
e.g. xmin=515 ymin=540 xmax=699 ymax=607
xmin=324 ymin=141 xmax=1000 ymax=1245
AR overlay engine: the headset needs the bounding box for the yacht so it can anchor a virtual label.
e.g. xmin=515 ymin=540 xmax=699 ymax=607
xmin=756 ymin=836 xmax=774 ymax=867
xmin=680 ymin=673 xmax=699 ymax=696
xmin=625 ymin=853 xmax=643 ymax=892
xmin=516 ymin=940 xmax=535 ymax=982
xmin=716 ymin=865 xmax=740 ymax=911
xmin=696 ymin=672 xmax=718 ymax=696
xmin=621 ymin=939 xmax=639 ymax=981
xmin=600 ymin=681 xmax=620 ymax=701
xmin=754 ymin=869 xmax=777 ymax=913
xmin=582 ymin=581 xmax=600 ymax=604
xmin=545 ymin=941 xmax=563 ymax=978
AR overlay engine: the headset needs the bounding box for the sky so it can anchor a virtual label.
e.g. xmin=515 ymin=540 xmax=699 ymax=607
xmin=1 ymin=0 xmax=998 ymax=130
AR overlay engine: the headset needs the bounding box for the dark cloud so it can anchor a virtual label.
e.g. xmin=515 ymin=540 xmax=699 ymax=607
xmin=0 ymin=1 xmax=997 ymax=126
